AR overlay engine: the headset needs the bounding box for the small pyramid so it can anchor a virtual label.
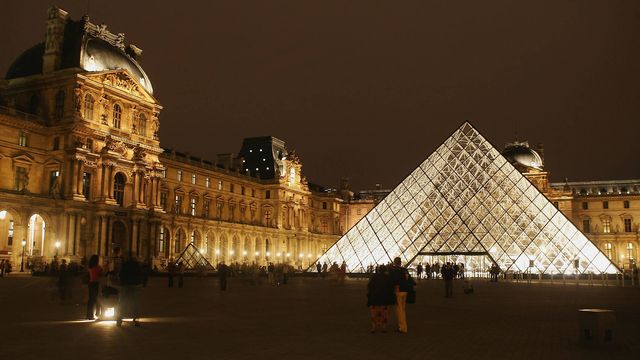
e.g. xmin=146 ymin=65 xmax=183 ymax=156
xmin=315 ymin=123 xmax=619 ymax=274
xmin=174 ymin=243 xmax=215 ymax=271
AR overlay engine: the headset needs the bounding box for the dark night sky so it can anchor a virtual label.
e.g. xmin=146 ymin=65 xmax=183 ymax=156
xmin=2 ymin=1 xmax=639 ymax=190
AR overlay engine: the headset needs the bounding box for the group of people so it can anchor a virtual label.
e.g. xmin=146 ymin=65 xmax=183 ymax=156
xmin=0 ymin=259 xmax=12 ymax=276
xmin=85 ymin=247 xmax=145 ymax=327
xmin=414 ymin=262 xmax=466 ymax=280
xmin=315 ymin=261 xmax=348 ymax=282
xmin=366 ymin=257 xmax=416 ymax=334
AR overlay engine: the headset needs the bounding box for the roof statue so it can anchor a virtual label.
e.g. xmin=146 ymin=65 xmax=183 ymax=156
xmin=314 ymin=123 xmax=619 ymax=275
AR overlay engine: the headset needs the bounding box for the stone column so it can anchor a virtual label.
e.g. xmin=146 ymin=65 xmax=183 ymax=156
xmin=76 ymin=159 xmax=84 ymax=196
xmin=132 ymin=172 xmax=139 ymax=207
xmin=70 ymin=160 xmax=79 ymax=195
xmin=108 ymin=165 xmax=115 ymax=199
xmin=73 ymin=213 xmax=81 ymax=256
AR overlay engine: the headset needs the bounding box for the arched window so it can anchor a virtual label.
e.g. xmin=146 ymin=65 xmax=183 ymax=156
xmin=138 ymin=113 xmax=147 ymax=136
xmin=113 ymin=173 xmax=125 ymax=206
xmin=112 ymin=104 xmax=122 ymax=129
xmin=175 ymin=229 xmax=185 ymax=253
xmin=54 ymin=90 xmax=65 ymax=120
xmin=83 ymin=94 xmax=94 ymax=120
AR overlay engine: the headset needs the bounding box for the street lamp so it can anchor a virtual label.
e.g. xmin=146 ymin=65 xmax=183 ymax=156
xmin=55 ymin=240 xmax=61 ymax=257
xmin=20 ymin=239 xmax=26 ymax=272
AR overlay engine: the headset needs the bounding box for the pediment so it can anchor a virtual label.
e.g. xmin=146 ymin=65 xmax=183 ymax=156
xmin=12 ymin=151 xmax=35 ymax=163
xmin=84 ymin=70 xmax=157 ymax=104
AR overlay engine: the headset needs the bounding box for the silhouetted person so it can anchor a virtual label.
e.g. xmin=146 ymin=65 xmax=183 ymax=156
xmin=167 ymin=261 xmax=176 ymax=288
xmin=218 ymin=262 xmax=229 ymax=291
xmin=86 ymin=255 xmax=103 ymax=320
xmin=118 ymin=253 xmax=143 ymax=327
xmin=442 ymin=262 xmax=455 ymax=298
xmin=389 ymin=257 xmax=411 ymax=333
xmin=367 ymin=265 xmax=395 ymax=333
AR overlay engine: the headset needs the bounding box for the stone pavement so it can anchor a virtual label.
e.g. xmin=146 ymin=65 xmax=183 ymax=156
xmin=0 ymin=275 xmax=638 ymax=360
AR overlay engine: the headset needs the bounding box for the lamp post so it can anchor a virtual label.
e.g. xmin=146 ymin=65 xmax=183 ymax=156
xmin=55 ymin=240 xmax=61 ymax=258
xmin=20 ymin=239 xmax=26 ymax=272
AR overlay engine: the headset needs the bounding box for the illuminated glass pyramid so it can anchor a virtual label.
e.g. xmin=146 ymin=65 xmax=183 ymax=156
xmin=175 ymin=243 xmax=215 ymax=271
xmin=317 ymin=123 xmax=618 ymax=274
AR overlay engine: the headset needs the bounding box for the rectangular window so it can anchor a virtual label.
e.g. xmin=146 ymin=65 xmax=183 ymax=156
xmin=230 ymin=184 xmax=235 ymax=193
xmin=624 ymin=218 xmax=632 ymax=233
xmin=177 ymin=170 xmax=183 ymax=182
xmin=582 ymin=219 xmax=590 ymax=233
xmin=160 ymin=192 xmax=167 ymax=211
xmin=162 ymin=169 xmax=167 ymax=178
xmin=627 ymin=243 xmax=634 ymax=260
xmin=582 ymin=202 xmax=588 ymax=210
xmin=191 ymin=173 xmax=196 ymax=185
xmin=218 ymin=180 xmax=223 ymax=191
xmin=624 ymin=201 xmax=630 ymax=209
xmin=241 ymin=186 xmax=245 ymax=195
xmin=8 ymin=220 xmax=14 ymax=246
xmin=603 ymin=201 xmax=609 ymax=209
xmin=251 ymin=189 xmax=255 ymax=197
xmin=49 ymin=170 xmax=60 ymax=190
xmin=158 ymin=227 xmax=165 ymax=254
xmin=265 ymin=190 xmax=271 ymax=199
xmin=203 ymin=199 xmax=210 ymax=218
xmin=205 ymin=177 xmax=210 ymax=188
xmin=602 ymin=218 xmax=611 ymax=234
xmin=15 ymin=167 xmax=28 ymax=191
xmin=53 ymin=137 xmax=60 ymax=150
xmin=175 ymin=194 xmax=183 ymax=214
xmin=82 ymin=172 xmax=91 ymax=199
xmin=190 ymin=197 xmax=197 ymax=216
xmin=18 ymin=132 xmax=27 ymax=147
xmin=322 ymin=202 xmax=327 ymax=210
xmin=604 ymin=243 xmax=612 ymax=259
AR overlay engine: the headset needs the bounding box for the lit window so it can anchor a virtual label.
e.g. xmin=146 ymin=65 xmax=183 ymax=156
xmin=83 ymin=94 xmax=94 ymax=120
xmin=205 ymin=177 xmax=210 ymax=188
xmin=112 ymin=104 xmax=122 ymax=129
xmin=624 ymin=218 xmax=632 ymax=233
xmin=158 ymin=227 xmax=166 ymax=253
xmin=175 ymin=194 xmax=183 ymax=214
xmin=177 ymin=170 xmax=183 ymax=182
xmin=626 ymin=243 xmax=634 ymax=260
xmin=218 ymin=180 xmax=223 ymax=191
xmin=289 ymin=168 xmax=296 ymax=184
xmin=603 ymin=201 xmax=608 ymax=209
xmin=160 ymin=192 xmax=167 ymax=211
xmin=18 ymin=132 xmax=27 ymax=147
xmin=203 ymin=199 xmax=210 ymax=218
xmin=191 ymin=173 xmax=196 ymax=185
xmin=604 ymin=243 xmax=612 ymax=259
xmin=602 ymin=218 xmax=611 ymax=234
xmin=8 ymin=219 xmax=14 ymax=246
xmin=190 ymin=197 xmax=197 ymax=216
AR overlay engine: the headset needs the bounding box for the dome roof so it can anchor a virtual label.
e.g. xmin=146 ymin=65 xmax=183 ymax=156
xmin=81 ymin=38 xmax=153 ymax=94
xmin=5 ymin=18 xmax=153 ymax=95
xmin=502 ymin=142 xmax=543 ymax=171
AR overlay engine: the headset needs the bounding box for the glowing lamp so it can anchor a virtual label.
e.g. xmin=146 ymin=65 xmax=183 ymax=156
xmin=104 ymin=307 xmax=115 ymax=318
xmin=255 ymin=251 xmax=260 ymax=256
xmin=215 ymin=249 xmax=220 ymax=255
xmin=21 ymin=239 xmax=26 ymax=246
xmin=266 ymin=252 xmax=271 ymax=257
xmin=55 ymin=241 xmax=61 ymax=249
xmin=229 ymin=250 xmax=235 ymax=255
xmin=243 ymin=251 xmax=247 ymax=256
xmin=0 ymin=210 xmax=6 ymax=220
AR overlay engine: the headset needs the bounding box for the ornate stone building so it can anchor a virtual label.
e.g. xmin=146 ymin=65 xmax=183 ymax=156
xmin=0 ymin=7 xmax=342 ymax=270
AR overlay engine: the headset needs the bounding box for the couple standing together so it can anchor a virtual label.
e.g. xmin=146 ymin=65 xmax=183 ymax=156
xmin=367 ymin=257 xmax=415 ymax=334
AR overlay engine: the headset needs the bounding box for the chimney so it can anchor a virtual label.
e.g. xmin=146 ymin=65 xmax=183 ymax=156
xmin=42 ymin=6 xmax=69 ymax=73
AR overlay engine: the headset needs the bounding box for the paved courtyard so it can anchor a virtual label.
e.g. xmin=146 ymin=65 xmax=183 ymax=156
xmin=0 ymin=275 xmax=638 ymax=359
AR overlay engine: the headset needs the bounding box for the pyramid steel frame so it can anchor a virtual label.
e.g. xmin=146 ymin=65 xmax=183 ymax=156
xmin=315 ymin=123 xmax=619 ymax=275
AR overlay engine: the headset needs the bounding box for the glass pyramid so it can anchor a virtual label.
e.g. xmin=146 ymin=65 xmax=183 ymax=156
xmin=316 ymin=123 xmax=619 ymax=274
xmin=175 ymin=243 xmax=215 ymax=271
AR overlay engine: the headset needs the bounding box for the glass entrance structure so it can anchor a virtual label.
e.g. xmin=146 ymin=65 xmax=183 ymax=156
xmin=315 ymin=123 xmax=619 ymax=275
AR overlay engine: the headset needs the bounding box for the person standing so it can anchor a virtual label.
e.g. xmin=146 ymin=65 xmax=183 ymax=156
xmin=58 ymin=259 xmax=71 ymax=301
xmin=442 ymin=262 xmax=455 ymax=298
xmin=389 ymin=257 xmax=411 ymax=333
xmin=167 ymin=260 xmax=176 ymax=288
xmin=118 ymin=253 xmax=143 ymax=327
xmin=177 ymin=261 xmax=185 ymax=288
xmin=218 ymin=262 xmax=229 ymax=291
xmin=367 ymin=265 xmax=395 ymax=333
xmin=0 ymin=260 xmax=4 ymax=277
xmin=416 ymin=263 xmax=423 ymax=280
xmin=86 ymin=255 xmax=103 ymax=320
xmin=316 ymin=262 xmax=322 ymax=275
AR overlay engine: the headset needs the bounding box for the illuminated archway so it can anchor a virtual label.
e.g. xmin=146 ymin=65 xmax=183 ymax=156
xmin=27 ymin=214 xmax=45 ymax=256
